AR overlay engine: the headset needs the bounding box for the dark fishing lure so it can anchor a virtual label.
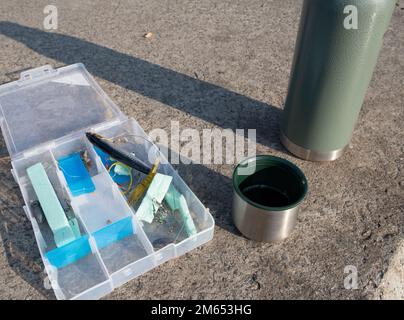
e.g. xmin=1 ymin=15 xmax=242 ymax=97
xmin=86 ymin=132 xmax=151 ymax=175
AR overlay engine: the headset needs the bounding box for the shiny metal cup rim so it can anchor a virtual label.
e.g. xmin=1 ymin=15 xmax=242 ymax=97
xmin=280 ymin=131 xmax=347 ymax=162
xmin=232 ymin=155 xmax=308 ymax=212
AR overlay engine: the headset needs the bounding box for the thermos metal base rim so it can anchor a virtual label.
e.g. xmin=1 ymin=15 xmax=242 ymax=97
xmin=280 ymin=131 xmax=347 ymax=162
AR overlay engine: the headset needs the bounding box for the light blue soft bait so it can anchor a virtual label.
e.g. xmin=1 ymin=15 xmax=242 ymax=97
xmin=136 ymin=173 xmax=173 ymax=223
xmin=165 ymin=185 xmax=197 ymax=237
xmin=27 ymin=163 xmax=79 ymax=247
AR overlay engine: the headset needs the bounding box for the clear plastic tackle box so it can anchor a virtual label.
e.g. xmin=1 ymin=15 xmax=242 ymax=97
xmin=0 ymin=63 xmax=215 ymax=300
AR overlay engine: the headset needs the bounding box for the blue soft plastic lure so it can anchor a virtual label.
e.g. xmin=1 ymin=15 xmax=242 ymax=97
xmin=58 ymin=153 xmax=95 ymax=197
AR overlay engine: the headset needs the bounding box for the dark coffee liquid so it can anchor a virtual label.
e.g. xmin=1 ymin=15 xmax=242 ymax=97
xmin=241 ymin=184 xmax=290 ymax=207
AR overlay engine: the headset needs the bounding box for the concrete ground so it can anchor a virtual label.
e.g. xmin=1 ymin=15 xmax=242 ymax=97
xmin=0 ymin=0 xmax=403 ymax=300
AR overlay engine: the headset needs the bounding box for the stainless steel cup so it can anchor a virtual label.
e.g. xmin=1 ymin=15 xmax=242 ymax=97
xmin=232 ymin=155 xmax=308 ymax=242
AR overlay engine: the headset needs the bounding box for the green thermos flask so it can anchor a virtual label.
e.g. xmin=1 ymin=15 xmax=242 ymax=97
xmin=281 ymin=0 xmax=396 ymax=161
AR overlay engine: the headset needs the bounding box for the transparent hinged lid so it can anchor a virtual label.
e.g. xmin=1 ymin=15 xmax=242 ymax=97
xmin=0 ymin=63 xmax=124 ymax=158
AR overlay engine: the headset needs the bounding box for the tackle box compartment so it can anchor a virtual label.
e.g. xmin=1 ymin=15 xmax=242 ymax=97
xmin=0 ymin=63 xmax=215 ymax=300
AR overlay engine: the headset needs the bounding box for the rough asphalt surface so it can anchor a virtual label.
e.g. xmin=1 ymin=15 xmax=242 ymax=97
xmin=0 ymin=0 xmax=403 ymax=299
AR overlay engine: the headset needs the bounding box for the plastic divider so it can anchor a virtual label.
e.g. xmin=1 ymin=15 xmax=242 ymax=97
xmin=48 ymin=148 xmax=91 ymax=236
xmin=89 ymin=119 xmax=214 ymax=250
xmin=13 ymin=149 xmax=112 ymax=300
xmin=83 ymin=137 xmax=155 ymax=254
xmin=50 ymin=136 xmax=156 ymax=278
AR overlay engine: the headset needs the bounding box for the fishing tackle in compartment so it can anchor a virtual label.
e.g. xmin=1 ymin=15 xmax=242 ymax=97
xmin=86 ymin=132 xmax=151 ymax=174
xmin=85 ymin=131 xmax=197 ymax=244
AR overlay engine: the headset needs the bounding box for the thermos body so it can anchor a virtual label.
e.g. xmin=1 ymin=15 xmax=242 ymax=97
xmin=281 ymin=0 xmax=396 ymax=161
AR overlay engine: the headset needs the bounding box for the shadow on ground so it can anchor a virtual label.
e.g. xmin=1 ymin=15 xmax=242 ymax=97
xmin=0 ymin=22 xmax=280 ymax=232
xmin=0 ymin=22 xmax=286 ymax=295
xmin=0 ymin=22 xmax=284 ymax=151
